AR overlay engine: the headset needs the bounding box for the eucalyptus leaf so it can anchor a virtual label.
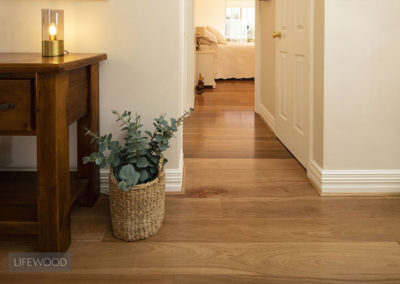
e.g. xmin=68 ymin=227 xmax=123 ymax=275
xmin=139 ymin=169 xmax=150 ymax=182
xmin=137 ymin=156 xmax=150 ymax=168
xmin=99 ymin=143 xmax=107 ymax=153
xmin=155 ymin=134 xmax=163 ymax=142
xmin=120 ymin=164 xmax=135 ymax=181
xmin=159 ymin=144 xmax=168 ymax=151
xmin=82 ymin=157 xmax=91 ymax=164
xmin=120 ymin=164 xmax=140 ymax=186
xmin=118 ymin=181 xmax=128 ymax=191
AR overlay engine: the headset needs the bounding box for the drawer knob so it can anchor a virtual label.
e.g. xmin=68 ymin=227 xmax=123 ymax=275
xmin=0 ymin=103 xmax=15 ymax=110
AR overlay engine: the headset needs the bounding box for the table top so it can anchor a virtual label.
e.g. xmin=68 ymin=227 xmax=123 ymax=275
xmin=0 ymin=53 xmax=107 ymax=73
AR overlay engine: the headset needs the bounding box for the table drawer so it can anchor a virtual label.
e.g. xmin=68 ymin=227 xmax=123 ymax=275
xmin=0 ymin=80 xmax=34 ymax=132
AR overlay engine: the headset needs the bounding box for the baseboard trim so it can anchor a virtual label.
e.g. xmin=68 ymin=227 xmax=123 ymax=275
xmin=258 ymin=104 xmax=275 ymax=132
xmin=308 ymin=161 xmax=400 ymax=196
xmin=100 ymin=169 xmax=110 ymax=195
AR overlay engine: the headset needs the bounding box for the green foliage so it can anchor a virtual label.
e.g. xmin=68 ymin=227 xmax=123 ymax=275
xmin=83 ymin=109 xmax=193 ymax=191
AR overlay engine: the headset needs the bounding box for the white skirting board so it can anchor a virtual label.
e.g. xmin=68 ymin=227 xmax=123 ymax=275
xmin=257 ymin=104 xmax=275 ymax=133
xmin=100 ymin=155 xmax=184 ymax=194
xmin=308 ymin=161 xmax=400 ymax=196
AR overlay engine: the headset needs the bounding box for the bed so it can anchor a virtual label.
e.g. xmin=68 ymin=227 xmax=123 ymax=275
xmin=214 ymin=42 xmax=255 ymax=79
xmin=197 ymin=26 xmax=255 ymax=80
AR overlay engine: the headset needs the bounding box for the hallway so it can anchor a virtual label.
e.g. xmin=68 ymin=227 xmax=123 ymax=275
xmin=0 ymin=80 xmax=400 ymax=283
xmin=185 ymin=80 xmax=294 ymax=159
xmin=183 ymin=80 xmax=316 ymax=197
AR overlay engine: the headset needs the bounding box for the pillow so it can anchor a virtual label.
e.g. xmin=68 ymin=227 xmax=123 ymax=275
xmin=203 ymin=29 xmax=218 ymax=44
xmin=206 ymin=26 xmax=227 ymax=44
xmin=199 ymin=38 xmax=214 ymax=46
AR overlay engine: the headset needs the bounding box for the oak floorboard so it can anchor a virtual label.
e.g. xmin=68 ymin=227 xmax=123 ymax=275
xmin=184 ymin=158 xmax=302 ymax=170
xmin=14 ymin=242 xmax=398 ymax=282
xmin=163 ymin=196 xmax=400 ymax=219
xmin=101 ymin=217 xmax=400 ymax=243
xmin=182 ymin=158 xmax=318 ymax=197
xmin=174 ymin=275 xmax=400 ymax=284
xmin=0 ymin=275 xmax=173 ymax=284
xmin=185 ymin=168 xmax=309 ymax=184
xmin=165 ymin=198 xmax=223 ymax=218
xmin=220 ymin=197 xmax=400 ymax=218
xmin=71 ymin=194 xmax=110 ymax=217
xmin=71 ymin=216 xmax=109 ymax=241
xmin=183 ymin=181 xmax=318 ymax=198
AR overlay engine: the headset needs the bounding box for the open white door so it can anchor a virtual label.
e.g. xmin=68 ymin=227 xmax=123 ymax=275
xmin=274 ymin=0 xmax=310 ymax=168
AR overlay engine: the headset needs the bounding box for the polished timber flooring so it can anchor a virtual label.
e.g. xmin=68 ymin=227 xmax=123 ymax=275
xmin=1 ymin=80 xmax=400 ymax=283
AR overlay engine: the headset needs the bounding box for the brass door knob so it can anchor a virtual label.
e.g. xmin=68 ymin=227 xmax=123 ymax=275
xmin=272 ymin=32 xmax=282 ymax=39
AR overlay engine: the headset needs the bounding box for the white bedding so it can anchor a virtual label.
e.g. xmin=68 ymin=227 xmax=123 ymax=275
xmin=214 ymin=42 xmax=255 ymax=79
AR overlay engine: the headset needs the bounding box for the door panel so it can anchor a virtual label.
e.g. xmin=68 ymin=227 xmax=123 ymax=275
xmin=295 ymin=0 xmax=307 ymax=31
xmin=280 ymin=0 xmax=289 ymax=30
xmin=275 ymin=0 xmax=310 ymax=168
xmin=278 ymin=51 xmax=289 ymax=120
xmin=294 ymin=53 xmax=305 ymax=135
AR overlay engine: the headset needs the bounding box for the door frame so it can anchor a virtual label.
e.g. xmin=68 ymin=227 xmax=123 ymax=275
xmin=254 ymin=0 xmax=317 ymax=171
xmin=181 ymin=0 xmax=318 ymax=170
xmin=180 ymin=0 xmax=195 ymax=114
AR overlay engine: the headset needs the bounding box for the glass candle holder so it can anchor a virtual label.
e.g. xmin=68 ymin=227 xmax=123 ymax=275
xmin=42 ymin=9 xmax=64 ymax=57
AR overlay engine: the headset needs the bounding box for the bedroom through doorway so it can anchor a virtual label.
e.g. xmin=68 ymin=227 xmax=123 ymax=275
xmin=183 ymin=0 xmax=314 ymax=182
xmin=182 ymin=0 xmax=311 ymax=199
xmin=193 ymin=0 xmax=255 ymax=97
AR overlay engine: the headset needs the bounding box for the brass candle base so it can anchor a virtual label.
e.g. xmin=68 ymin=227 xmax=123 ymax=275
xmin=42 ymin=40 xmax=64 ymax=57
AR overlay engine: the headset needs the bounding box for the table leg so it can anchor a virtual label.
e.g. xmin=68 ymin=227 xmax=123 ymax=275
xmin=36 ymin=72 xmax=71 ymax=252
xmin=77 ymin=63 xmax=100 ymax=206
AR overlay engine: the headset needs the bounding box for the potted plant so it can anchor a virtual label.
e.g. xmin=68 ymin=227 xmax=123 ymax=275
xmin=83 ymin=109 xmax=192 ymax=241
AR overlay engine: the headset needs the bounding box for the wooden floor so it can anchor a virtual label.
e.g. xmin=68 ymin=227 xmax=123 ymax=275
xmin=1 ymin=80 xmax=400 ymax=283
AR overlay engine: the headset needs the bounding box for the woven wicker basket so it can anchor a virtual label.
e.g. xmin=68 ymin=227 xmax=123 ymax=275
xmin=109 ymin=159 xmax=165 ymax=241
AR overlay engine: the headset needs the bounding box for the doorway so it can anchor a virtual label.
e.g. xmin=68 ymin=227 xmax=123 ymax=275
xmin=183 ymin=0 xmax=315 ymax=172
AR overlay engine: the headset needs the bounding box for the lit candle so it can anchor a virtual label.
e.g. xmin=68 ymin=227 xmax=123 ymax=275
xmin=49 ymin=23 xmax=57 ymax=41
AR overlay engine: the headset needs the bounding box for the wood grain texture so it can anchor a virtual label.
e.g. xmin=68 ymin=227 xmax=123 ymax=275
xmin=0 ymin=275 xmax=173 ymax=284
xmin=1 ymin=80 xmax=400 ymax=283
xmin=36 ymin=71 xmax=71 ymax=252
xmin=101 ymin=216 xmax=400 ymax=244
xmin=183 ymin=80 xmax=291 ymax=159
xmin=68 ymin=67 xmax=89 ymax=124
xmin=0 ymin=54 xmax=104 ymax=252
xmin=42 ymin=242 xmax=400 ymax=281
xmin=0 ymin=171 xmax=89 ymax=226
xmin=0 ymin=53 xmax=107 ymax=73
xmin=0 ymin=79 xmax=34 ymax=132
xmin=174 ymin=275 xmax=400 ymax=284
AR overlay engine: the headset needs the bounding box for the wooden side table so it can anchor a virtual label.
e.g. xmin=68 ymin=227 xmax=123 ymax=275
xmin=0 ymin=53 xmax=107 ymax=252
xmin=196 ymin=50 xmax=216 ymax=88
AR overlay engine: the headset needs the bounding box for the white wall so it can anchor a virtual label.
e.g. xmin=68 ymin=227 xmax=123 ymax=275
xmin=324 ymin=0 xmax=400 ymax=170
xmin=0 ymin=0 xmax=184 ymax=172
xmin=194 ymin=0 xmax=226 ymax=34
